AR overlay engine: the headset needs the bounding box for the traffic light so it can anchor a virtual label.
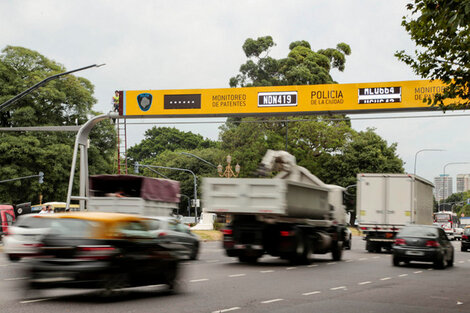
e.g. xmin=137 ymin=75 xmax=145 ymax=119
xmin=38 ymin=171 xmax=44 ymax=184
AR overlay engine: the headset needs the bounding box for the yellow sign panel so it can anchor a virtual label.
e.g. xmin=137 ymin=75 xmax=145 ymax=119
xmin=123 ymin=80 xmax=447 ymax=118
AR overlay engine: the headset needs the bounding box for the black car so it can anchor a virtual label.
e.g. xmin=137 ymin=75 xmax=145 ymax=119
xmin=25 ymin=212 xmax=181 ymax=294
xmin=392 ymin=225 xmax=454 ymax=269
xmin=461 ymin=227 xmax=470 ymax=252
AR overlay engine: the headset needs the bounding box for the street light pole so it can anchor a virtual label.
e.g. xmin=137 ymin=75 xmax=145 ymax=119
xmin=179 ymin=152 xmax=217 ymax=168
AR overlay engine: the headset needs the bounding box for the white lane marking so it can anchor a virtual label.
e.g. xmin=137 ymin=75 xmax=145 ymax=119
xmin=261 ymin=298 xmax=283 ymax=304
xmin=0 ymin=264 xmax=9 ymax=267
xmin=458 ymin=261 xmax=464 ymax=264
xmin=4 ymin=277 xmax=28 ymax=281
xmin=457 ymin=301 xmax=463 ymax=305
xmin=302 ymin=291 xmax=321 ymax=296
xmin=20 ymin=298 xmax=50 ymax=304
xmin=229 ymin=274 xmax=246 ymax=278
xmin=206 ymin=260 xmax=219 ymax=263
xmin=260 ymin=270 xmax=274 ymax=273
xmin=286 ymin=267 xmax=296 ymax=270
xmin=380 ymin=277 xmax=391 ymax=281
xmin=345 ymin=260 xmax=354 ymax=263
xmin=358 ymin=258 xmax=368 ymax=261
xmin=327 ymin=262 xmax=337 ymax=265
xmin=414 ymin=271 xmax=423 ymax=274
xmin=372 ymin=256 xmax=380 ymax=259
xmin=190 ymin=278 xmax=209 ymax=283
xmin=427 ymin=268 xmax=434 ymax=271
xmin=358 ymin=281 xmax=372 ymax=285
xmin=330 ymin=286 xmax=346 ymax=290
xmin=398 ymin=274 xmax=408 ymax=277
xmin=212 ymin=307 xmax=241 ymax=313
xmin=308 ymin=264 xmax=318 ymax=267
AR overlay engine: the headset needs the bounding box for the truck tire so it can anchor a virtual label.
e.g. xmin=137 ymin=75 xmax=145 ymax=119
xmin=291 ymin=235 xmax=312 ymax=265
xmin=331 ymin=241 xmax=342 ymax=261
xmin=392 ymin=255 xmax=401 ymax=266
xmin=238 ymin=255 xmax=258 ymax=264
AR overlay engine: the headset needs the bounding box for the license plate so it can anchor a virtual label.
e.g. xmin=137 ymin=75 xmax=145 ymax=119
xmin=405 ymin=250 xmax=424 ymax=256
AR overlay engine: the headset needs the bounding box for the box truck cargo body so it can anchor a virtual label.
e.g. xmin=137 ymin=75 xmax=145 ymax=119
xmin=356 ymin=173 xmax=434 ymax=252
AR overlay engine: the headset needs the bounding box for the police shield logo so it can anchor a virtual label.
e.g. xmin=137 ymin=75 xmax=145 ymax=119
xmin=137 ymin=93 xmax=153 ymax=111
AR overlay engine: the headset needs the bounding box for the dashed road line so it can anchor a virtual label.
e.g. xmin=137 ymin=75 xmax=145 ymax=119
xmin=302 ymin=291 xmax=321 ymax=296
xmin=398 ymin=274 xmax=408 ymax=277
xmin=358 ymin=258 xmax=368 ymax=261
xmin=212 ymin=307 xmax=241 ymax=313
xmin=206 ymin=260 xmax=220 ymax=263
xmin=260 ymin=270 xmax=274 ymax=273
xmin=229 ymin=274 xmax=246 ymax=278
xmin=358 ymin=281 xmax=372 ymax=285
xmin=330 ymin=286 xmax=347 ymax=291
xmin=372 ymin=256 xmax=380 ymax=259
xmin=345 ymin=260 xmax=354 ymax=263
xmin=20 ymin=298 xmax=50 ymax=304
xmin=327 ymin=262 xmax=337 ymax=265
xmin=427 ymin=268 xmax=434 ymax=271
xmin=308 ymin=264 xmax=318 ymax=267
xmin=380 ymin=277 xmax=392 ymax=281
xmin=286 ymin=267 xmax=297 ymax=270
xmin=261 ymin=298 xmax=284 ymax=304
xmin=414 ymin=271 xmax=423 ymax=274
xmin=190 ymin=278 xmax=209 ymax=283
xmin=458 ymin=261 xmax=464 ymax=264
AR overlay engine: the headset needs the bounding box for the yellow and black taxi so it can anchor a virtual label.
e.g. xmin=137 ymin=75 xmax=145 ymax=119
xmin=26 ymin=212 xmax=181 ymax=293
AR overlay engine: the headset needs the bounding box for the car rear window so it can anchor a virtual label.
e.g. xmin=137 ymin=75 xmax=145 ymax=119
xmin=49 ymin=219 xmax=98 ymax=238
xmin=15 ymin=216 xmax=53 ymax=228
xmin=399 ymin=226 xmax=438 ymax=237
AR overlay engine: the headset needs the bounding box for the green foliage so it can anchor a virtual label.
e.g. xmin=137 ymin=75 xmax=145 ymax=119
xmin=396 ymin=0 xmax=470 ymax=109
xmin=127 ymin=126 xmax=218 ymax=163
xmin=0 ymin=46 xmax=115 ymax=204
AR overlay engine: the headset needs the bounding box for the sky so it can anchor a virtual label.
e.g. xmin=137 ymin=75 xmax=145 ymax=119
xmin=2 ymin=0 xmax=470 ymax=188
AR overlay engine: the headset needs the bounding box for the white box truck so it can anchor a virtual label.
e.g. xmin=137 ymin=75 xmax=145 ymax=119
xmin=356 ymin=173 xmax=434 ymax=252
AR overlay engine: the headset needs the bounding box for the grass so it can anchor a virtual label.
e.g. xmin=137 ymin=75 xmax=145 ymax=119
xmin=192 ymin=230 xmax=223 ymax=241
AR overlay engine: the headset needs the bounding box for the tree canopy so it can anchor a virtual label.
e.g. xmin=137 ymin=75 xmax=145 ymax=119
xmin=0 ymin=46 xmax=115 ymax=204
xmin=396 ymin=0 xmax=470 ymax=109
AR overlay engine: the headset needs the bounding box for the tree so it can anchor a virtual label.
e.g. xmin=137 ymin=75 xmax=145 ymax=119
xmin=0 ymin=46 xmax=115 ymax=204
xmin=127 ymin=126 xmax=218 ymax=163
xmin=396 ymin=0 xmax=470 ymax=109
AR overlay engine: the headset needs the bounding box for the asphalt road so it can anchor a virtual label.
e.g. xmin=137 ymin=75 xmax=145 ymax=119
xmin=0 ymin=236 xmax=469 ymax=313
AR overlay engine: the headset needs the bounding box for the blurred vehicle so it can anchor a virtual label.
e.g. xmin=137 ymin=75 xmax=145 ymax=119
xmin=461 ymin=227 xmax=470 ymax=252
xmin=26 ymin=212 xmax=181 ymax=293
xmin=454 ymin=227 xmax=464 ymax=240
xmin=343 ymin=228 xmax=352 ymax=250
xmin=392 ymin=225 xmax=454 ymax=269
xmin=0 ymin=205 xmax=15 ymax=239
xmin=31 ymin=202 xmax=80 ymax=213
xmin=433 ymin=211 xmax=460 ymax=240
xmin=146 ymin=216 xmax=200 ymax=260
xmin=3 ymin=214 xmax=56 ymax=261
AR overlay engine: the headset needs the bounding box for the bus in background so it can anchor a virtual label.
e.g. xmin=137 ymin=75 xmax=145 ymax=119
xmin=31 ymin=202 xmax=80 ymax=213
xmin=433 ymin=211 xmax=460 ymax=240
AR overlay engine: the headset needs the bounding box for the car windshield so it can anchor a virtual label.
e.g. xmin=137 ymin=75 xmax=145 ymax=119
xmin=49 ymin=218 xmax=98 ymax=238
xmin=398 ymin=226 xmax=438 ymax=237
xmin=15 ymin=215 xmax=54 ymax=228
xmin=464 ymin=228 xmax=470 ymax=235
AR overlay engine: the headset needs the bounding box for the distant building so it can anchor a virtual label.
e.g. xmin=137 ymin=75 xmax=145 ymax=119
xmin=456 ymin=174 xmax=470 ymax=193
xmin=434 ymin=174 xmax=452 ymax=201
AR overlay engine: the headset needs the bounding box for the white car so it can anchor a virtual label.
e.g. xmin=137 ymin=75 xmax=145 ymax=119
xmin=2 ymin=214 xmax=55 ymax=261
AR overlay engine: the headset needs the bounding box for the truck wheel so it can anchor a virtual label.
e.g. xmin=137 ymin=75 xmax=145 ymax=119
xmin=366 ymin=241 xmax=375 ymax=253
xmin=238 ymin=255 xmax=258 ymax=263
xmin=291 ymin=235 xmax=312 ymax=265
xmin=331 ymin=241 xmax=342 ymax=261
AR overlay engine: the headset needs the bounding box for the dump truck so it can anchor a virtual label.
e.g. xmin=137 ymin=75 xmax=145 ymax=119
xmin=87 ymin=174 xmax=180 ymax=216
xmin=202 ymin=150 xmax=349 ymax=264
xmin=356 ymin=173 xmax=434 ymax=253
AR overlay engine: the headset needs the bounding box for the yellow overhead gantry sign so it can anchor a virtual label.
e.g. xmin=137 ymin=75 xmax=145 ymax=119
xmin=119 ymin=80 xmax=450 ymax=118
